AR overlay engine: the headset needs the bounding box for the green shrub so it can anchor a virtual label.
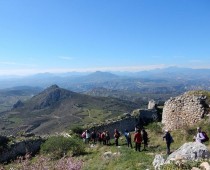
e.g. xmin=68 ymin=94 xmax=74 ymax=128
xmin=41 ymin=135 xmax=85 ymax=159
xmin=161 ymin=160 xmax=203 ymax=170
xmin=71 ymin=126 xmax=84 ymax=135
xmin=146 ymin=122 xmax=162 ymax=134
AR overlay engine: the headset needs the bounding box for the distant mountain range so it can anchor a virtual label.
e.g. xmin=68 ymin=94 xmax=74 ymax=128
xmin=0 ymin=67 xmax=209 ymax=108
xmin=0 ymin=67 xmax=210 ymax=136
xmin=0 ymin=67 xmax=209 ymax=92
xmin=0 ymin=85 xmax=140 ymax=136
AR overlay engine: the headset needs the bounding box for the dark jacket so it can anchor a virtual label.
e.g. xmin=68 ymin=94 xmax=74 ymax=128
xmin=163 ymin=132 xmax=172 ymax=143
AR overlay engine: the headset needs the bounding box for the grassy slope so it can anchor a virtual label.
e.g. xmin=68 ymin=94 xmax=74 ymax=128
xmin=1 ymin=119 xmax=210 ymax=170
xmin=80 ymin=118 xmax=210 ymax=170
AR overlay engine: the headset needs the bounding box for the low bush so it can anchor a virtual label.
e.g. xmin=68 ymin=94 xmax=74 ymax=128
xmin=71 ymin=126 xmax=84 ymax=135
xmin=41 ymin=135 xmax=85 ymax=159
xmin=146 ymin=122 xmax=162 ymax=134
xmin=161 ymin=160 xmax=203 ymax=170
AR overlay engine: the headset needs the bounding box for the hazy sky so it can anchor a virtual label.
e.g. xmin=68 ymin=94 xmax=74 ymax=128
xmin=0 ymin=0 xmax=210 ymax=75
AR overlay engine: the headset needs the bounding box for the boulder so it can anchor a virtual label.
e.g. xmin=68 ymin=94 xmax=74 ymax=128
xmin=103 ymin=151 xmax=120 ymax=159
xmin=166 ymin=142 xmax=210 ymax=163
xmin=103 ymin=151 xmax=113 ymax=159
xmin=191 ymin=167 xmax=200 ymax=170
xmin=153 ymin=154 xmax=165 ymax=170
xmin=200 ymin=162 xmax=210 ymax=170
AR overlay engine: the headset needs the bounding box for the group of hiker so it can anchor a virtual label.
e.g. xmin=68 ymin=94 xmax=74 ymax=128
xmin=81 ymin=126 xmax=209 ymax=155
xmin=81 ymin=127 xmax=149 ymax=152
xmin=162 ymin=126 xmax=209 ymax=155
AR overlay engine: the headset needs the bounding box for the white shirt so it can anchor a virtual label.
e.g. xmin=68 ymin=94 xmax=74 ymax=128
xmin=86 ymin=132 xmax=90 ymax=139
xmin=196 ymin=132 xmax=205 ymax=143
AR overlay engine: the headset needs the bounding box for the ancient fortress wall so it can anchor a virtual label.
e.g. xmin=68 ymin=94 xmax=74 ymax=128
xmin=89 ymin=117 xmax=138 ymax=137
xmin=0 ymin=138 xmax=43 ymax=163
xmin=162 ymin=92 xmax=208 ymax=131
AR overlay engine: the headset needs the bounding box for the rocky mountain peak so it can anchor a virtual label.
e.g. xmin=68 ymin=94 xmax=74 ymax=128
xmin=31 ymin=85 xmax=72 ymax=110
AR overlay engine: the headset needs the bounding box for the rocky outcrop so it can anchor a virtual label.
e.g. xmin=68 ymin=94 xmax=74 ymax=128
xmin=153 ymin=154 xmax=165 ymax=170
xmin=153 ymin=142 xmax=210 ymax=170
xmin=166 ymin=142 xmax=210 ymax=163
xmin=162 ymin=92 xmax=208 ymax=130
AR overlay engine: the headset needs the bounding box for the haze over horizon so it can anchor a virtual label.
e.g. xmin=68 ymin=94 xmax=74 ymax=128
xmin=0 ymin=0 xmax=210 ymax=76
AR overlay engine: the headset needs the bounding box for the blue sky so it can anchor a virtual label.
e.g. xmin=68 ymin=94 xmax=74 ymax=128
xmin=0 ymin=0 xmax=210 ymax=75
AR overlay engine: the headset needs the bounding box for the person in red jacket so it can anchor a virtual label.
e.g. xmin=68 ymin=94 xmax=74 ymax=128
xmin=114 ymin=129 xmax=120 ymax=146
xmin=134 ymin=129 xmax=142 ymax=152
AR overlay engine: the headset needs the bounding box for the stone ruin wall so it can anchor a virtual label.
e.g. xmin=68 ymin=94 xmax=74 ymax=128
xmin=162 ymin=92 xmax=208 ymax=131
xmin=89 ymin=108 xmax=158 ymax=137
xmin=0 ymin=138 xmax=44 ymax=163
xmin=89 ymin=117 xmax=138 ymax=138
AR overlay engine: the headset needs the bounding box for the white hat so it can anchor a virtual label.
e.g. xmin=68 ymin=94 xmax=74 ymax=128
xmin=165 ymin=129 xmax=168 ymax=132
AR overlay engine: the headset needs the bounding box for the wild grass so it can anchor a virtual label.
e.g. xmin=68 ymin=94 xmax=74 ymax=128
xmin=1 ymin=119 xmax=210 ymax=170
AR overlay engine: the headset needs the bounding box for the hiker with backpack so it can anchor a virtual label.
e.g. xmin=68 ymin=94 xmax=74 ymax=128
xmin=81 ymin=130 xmax=86 ymax=143
xmin=194 ymin=127 xmax=209 ymax=143
xmin=163 ymin=130 xmax=173 ymax=155
xmin=97 ymin=131 xmax=102 ymax=144
xmin=124 ymin=129 xmax=132 ymax=148
xmin=105 ymin=131 xmax=110 ymax=145
xmin=134 ymin=129 xmax=142 ymax=152
xmin=85 ymin=130 xmax=91 ymax=144
xmin=142 ymin=129 xmax=148 ymax=151
xmin=91 ymin=129 xmax=97 ymax=144
xmin=101 ymin=131 xmax=106 ymax=145
xmin=114 ymin=129 xmax=120 ymax=146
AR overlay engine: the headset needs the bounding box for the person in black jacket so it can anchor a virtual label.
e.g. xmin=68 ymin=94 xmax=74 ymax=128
xmin=142 ymin=129 xmax=148 ymax=151
xmin=163 ymin=130 xmax=173 ymax=155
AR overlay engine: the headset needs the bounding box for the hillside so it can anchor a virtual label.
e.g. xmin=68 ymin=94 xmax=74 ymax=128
xmin=0 ymin=85 xmax=140 ymax=136
xmin=1 ymin=90 xmax=210 ymax=170
xmin=0 ymin=86 xmax=42 ymax=113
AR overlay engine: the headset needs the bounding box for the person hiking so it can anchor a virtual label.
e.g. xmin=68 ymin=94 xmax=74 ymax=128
xmin=105 ymin=131 xmax=110 ymax=145
xmin=85 ymin=130 xmax=91 ymax=144
xmin=163 ymin=130 xmax=173 ymax=155
xmin=97 ymin=131 xmax=102 ymax=144
xmin=142 ymin=129 xmax=148 ymax=151
xmin=194 ymin=127 xmax=206 ymax=143
xmin=91 ymin=130 xmax=97 ymax=144
xmin=134 ymin=129 xmax=142 ymax=152
xmin=81 ymin=130 xmax=86 ymax=143
xmin=101 ymin=131 xmax=106 ymax=145
xmin=114 ymin=129 xmax=120 ymax=146
xmin=124 ymin=129 xmax=132 ymax=148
